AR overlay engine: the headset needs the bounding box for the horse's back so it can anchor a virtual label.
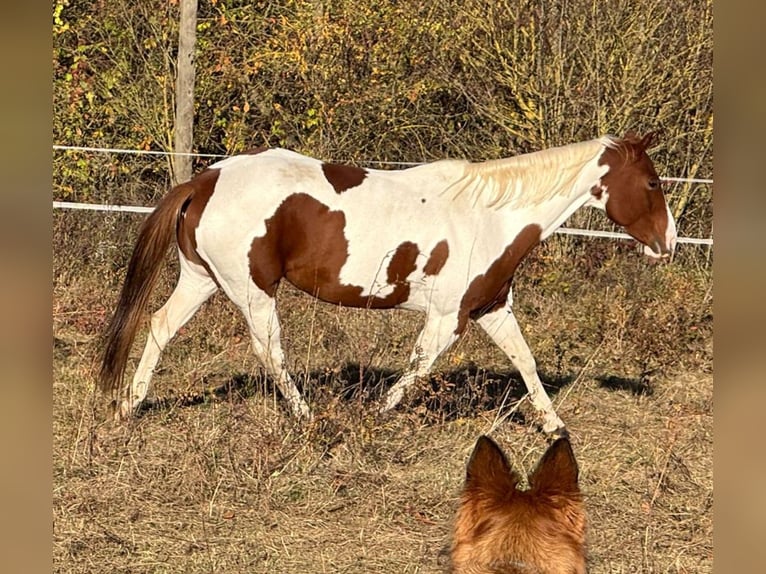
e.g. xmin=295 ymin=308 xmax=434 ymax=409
xmin=195 ymin=148 xmax=467 ymax=255
xmin=187 ymin=150 xmax=461 ymax=308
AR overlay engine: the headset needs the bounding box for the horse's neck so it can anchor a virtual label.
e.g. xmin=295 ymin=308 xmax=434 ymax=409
xmin=444 ymin=139 xmax=607 ymax=215
xmin=507 ymin=157 xmax=606 ymax=240
xmin=532 ymin=185 xmax=598 ymax=240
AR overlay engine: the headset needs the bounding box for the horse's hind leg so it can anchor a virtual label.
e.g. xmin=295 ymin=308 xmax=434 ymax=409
xmin=476 ymin=307 xmax=567 ymax=435
xmin=119 ymin=256 xmax=217 ymax=419
xmin=237 ymin=288 xmax=311 ymax=419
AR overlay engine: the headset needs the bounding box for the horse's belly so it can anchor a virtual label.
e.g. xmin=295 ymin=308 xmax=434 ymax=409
xmin=286 ymin=271 xmax=412 ymax=309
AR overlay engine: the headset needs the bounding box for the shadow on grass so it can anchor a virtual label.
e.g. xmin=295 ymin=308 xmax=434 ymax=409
xmin=140 ymin=363 xmax=574 ymax=424
xmin=596 ymin=374 xmax=654 ymax=396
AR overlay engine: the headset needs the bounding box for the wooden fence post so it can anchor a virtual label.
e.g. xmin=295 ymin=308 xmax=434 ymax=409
xmin=172 ymin=0 xmax=198 ymax=186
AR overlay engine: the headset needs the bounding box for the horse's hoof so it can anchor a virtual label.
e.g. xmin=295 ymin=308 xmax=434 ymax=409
xmin=290 ymin=403 xmax=313 ymax=424
xmin=110 ymin=398 xmax=136 ymax=423
xmin=108 ymin=399 xmax=120 ymax=422
xmin=547 ymin=425 xmax=569 ymax=440
xmin=376 ymin=405 xmax=395 ymax=421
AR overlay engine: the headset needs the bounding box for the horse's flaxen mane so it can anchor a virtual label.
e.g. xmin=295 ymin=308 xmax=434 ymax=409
xmin=443 ymin=136 xmax=618 ymax=210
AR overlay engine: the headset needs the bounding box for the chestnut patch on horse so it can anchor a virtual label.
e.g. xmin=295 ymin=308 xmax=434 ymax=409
xmin=177 ymin=168 xmax=220 ymax=275
xmin=386 ymin=241 xmax=419 ymax=284
xmin=423 ymin=239 xmax=449 ymax=276
xmin=321 ymin=162 xmax=368 ymax=193
xmin=590 ymin=184 xmax=604 ymax=200
xmin=455 ymin=224 xmax=542 ymax=334
xmin=597 ymin=136 xmax=670 ymax=255
xmin=248 ymin=193 xmax=417 ymax=307
xmin=243 ymin=146 xmax=270 ymax=155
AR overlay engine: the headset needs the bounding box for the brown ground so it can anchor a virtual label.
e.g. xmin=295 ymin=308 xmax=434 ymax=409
xmin=53 ymin=213 xmax=712 ymax=573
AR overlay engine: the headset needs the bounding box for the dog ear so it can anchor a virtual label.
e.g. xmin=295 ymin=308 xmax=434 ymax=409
xmin=529 ymin=437 xmax=580 ymax=494
xmin=465 ymin=435 xmax=517 ymax=492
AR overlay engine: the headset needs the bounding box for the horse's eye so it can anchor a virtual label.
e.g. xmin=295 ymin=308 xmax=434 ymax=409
xmin=648 ymin=178 xmax=660 ymax=190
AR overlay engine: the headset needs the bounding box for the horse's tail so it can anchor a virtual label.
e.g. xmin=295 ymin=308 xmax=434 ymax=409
xmin=98 ymin=183 xmax=195 ymax=396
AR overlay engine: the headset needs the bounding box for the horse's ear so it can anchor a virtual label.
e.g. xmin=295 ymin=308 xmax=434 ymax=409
xmin=529 ymin=437 xmax=580 ymax=494
xmin=465 ymin=435 xmax=518 ymax=492
xmin=639 ymin=131 xmax=657 ymax=150
xmin=623 ymin=129 xmax=638 ymax=141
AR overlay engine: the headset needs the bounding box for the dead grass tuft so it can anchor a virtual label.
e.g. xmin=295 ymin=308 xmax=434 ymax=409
xmin=54 ymin=212 xmax=711 ymax=572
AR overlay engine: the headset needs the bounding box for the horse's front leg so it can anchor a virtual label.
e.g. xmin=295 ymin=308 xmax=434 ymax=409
xmin=380 ymin=312 xmax=460 ymax=413
xmin=476 ymin=307 xmax=567 ymax=436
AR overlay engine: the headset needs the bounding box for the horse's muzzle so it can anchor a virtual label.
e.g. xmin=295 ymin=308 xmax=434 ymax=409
xmin=643 ymin=237 xmax=676 ymax=261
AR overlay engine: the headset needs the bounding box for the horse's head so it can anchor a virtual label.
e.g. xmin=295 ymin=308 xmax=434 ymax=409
xmin=592 ymin=132 xmax=677 ymax=260
xmin=450 ymin=435 xmax=587 ymax=574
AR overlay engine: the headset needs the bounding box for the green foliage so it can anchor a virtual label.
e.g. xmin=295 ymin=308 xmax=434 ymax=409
xmin=53 ymin=0 xmax=177 ymax=200
xmin=53 ymin=0 xmax=712 ymax=241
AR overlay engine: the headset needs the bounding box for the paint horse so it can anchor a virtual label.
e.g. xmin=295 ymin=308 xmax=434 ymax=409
xmin=100 ymin=133 xmax=676 ymax=434
xmin=450 ymin=435 xmax=586 ymax=573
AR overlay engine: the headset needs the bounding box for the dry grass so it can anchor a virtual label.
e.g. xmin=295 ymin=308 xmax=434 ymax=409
xmin=53 ymin=0 xmax=713 ymax=568
xmin=53 ymin=213 xmax=712 ymax=573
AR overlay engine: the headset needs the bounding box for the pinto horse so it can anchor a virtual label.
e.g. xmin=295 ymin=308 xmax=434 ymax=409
xmin=450 ymin=435 xmax=586 ymax=573
xmin=100 ymin=133 xmax=676 ymax=433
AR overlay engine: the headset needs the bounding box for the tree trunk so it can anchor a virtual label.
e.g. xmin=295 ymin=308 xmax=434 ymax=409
xmin=172 ymin=0 xmax=198 ymax=186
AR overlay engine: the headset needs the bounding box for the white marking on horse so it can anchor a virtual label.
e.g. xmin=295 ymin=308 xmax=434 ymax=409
xmin=100 ymin=134 xmax=676 ymax=434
